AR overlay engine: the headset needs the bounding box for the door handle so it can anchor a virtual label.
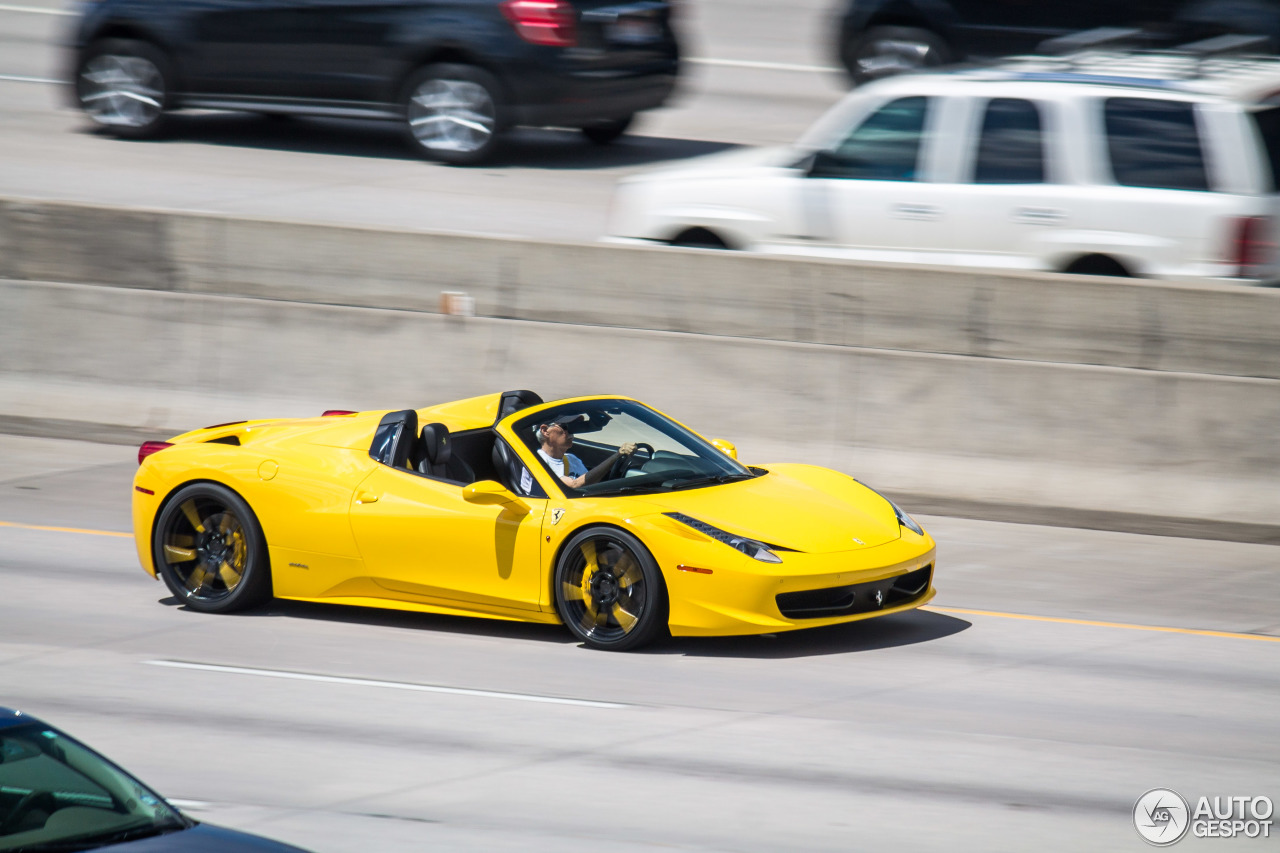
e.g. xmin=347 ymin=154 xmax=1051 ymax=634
xmin=893 ymin=204 xmax=940 ymax=220
xmin=1014 ymin=207 xmax=1065 ymax=225
xmin=356 ymin=491 xmax=379 ymax=504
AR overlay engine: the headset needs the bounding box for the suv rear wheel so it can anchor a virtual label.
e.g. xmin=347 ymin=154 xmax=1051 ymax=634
xmin=403 ymin=63 xmax=504 ymax=165
xmin=842 ymin=25 xmax=950 ymax=87
xmin=76 ymin=38 xmax=171 ymax=138
xmin=582 ymin=114 xmax=634 ymax=145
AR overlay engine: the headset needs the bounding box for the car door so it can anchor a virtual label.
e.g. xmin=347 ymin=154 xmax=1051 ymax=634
xmin=183 ymin=0 xmax=407 ymax=102
xmin=798 ymin=94 xmax=965 ymax=263
xmin=947 ymin=94 xmax=1076 ymax=270
xmin=348 ymin=455 xmax=548 ymax=614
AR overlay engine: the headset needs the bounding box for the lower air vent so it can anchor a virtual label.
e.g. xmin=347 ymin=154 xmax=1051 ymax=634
xmin=776 ymin=565 xmax=932 ymax=619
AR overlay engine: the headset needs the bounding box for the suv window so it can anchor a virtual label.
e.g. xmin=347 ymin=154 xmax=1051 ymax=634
xmin=1250 ymin=106 xmax=1280 ymax=192
xmin=974 ymin=98 xmax=1045 ymax=184
xmin=1104 ymin=98 xmax=1208 ymax=192
xmin=825 ymin=96 xmax=930 ymax=181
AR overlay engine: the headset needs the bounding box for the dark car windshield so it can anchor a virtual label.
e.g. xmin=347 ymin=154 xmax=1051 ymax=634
xmin=514 ymin=399 xmax=755 ymax=497
xmin=0 ymin=722 xmax=189 ymax=852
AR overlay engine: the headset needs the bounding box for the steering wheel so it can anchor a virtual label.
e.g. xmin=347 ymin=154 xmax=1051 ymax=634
xmin=608 ymin=443 xmax=655 ymax=480
xmin=0 ymin=791 xmax=59 ymax=834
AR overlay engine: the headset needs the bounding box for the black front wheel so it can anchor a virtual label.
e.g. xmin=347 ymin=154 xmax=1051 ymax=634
xmin=76 ymin=38 xmax=171 ymax=138
xmin=554 ymin=527 xmax=666 ymax=651
xmin=153 ymin=483 xmax=271 ymax=613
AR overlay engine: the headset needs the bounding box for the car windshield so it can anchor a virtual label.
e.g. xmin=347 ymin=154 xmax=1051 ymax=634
xmin=515 ymin=399 xmax=755 ymax=497
xmin=0 ymin=722 xmax=188 ymax=852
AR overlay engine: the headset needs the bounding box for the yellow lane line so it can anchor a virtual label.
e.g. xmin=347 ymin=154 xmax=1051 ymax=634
xmin=0 ymin=520 xmax=132 ymax=538
xmin=926 ymin=605 xmax=1280 ymax=643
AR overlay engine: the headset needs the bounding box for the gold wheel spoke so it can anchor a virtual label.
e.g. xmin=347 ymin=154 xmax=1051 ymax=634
xmin=218 ymin=514 xmax=237 ymax=534
xmin=179 ymin=500 xmax=206 ymax=533
xmin=561 ymin=581 xmax=585 ymax=602
xmin=185 ymin=562 xmax=210 ymax=593
xmin=577 ymin=606 xmax=598 ymax=634
xmin=163 ymin=544 xmax=196 ymax=563
xmin=612 ymin=602 xmax=638 ymax=632
xmin=217 ymin=561 xmax=242 ymax=589
xmin=580 ymin=540 xmax=598 ymax=573
xmin=617 ymin=558 xmax=643 ymax=589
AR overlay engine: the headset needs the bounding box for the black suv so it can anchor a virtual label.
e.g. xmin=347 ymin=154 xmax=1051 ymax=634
xmin=834 ymin=0 xmax=1280 ymax=85
xmin=70 ymin=0 xmax=680 ymax=163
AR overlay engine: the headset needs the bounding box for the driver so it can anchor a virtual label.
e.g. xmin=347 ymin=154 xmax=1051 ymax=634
xmin=535 ymin=414 xmax=637 ymax=489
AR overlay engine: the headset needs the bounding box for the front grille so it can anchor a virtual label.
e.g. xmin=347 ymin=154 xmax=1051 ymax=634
xmin=776 ymin=565 xmax=933 ymax=620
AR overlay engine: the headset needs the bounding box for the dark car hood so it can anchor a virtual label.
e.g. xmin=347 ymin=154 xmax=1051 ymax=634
xmin=105 ymin=823 xmax=312 ymax=853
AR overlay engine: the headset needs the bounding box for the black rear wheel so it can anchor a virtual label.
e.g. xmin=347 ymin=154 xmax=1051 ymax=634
xmin=842 ymin=25 xmax=950 ymax=87
xmin=582 ymin=114 xmax=634 ymax=145
xmin=153 ymin=483 xmax=271 ymax=613
xmin=554 ymin=527 xmax=666 ymax=651
xmin=403 ymin=63 xmax=504 ymax=165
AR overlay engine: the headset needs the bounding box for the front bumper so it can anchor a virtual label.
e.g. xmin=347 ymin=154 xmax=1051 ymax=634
xmin=661 ymin=535 xmax=937 ymax=637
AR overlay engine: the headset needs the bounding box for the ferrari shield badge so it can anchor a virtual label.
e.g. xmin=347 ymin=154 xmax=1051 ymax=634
xmin=551 ymin=508 xmax=565 ymax=525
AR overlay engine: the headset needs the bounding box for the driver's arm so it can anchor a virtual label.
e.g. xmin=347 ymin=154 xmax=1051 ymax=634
xmin=580 ymin=442 xmax=637 ymax=486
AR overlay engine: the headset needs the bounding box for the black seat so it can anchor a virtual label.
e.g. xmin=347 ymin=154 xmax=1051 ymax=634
xmin=370 ymin=409 xmax=418 ymax=469
xmin=415 ymin=423 xmax=475 ymax=483
xmin=495 ymin=389 xmax=543 ymax=423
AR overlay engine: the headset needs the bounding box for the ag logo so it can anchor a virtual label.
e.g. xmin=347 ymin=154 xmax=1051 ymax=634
xmin=550 ymin=508 xmax=565 ymax=525
xmin=1134 ymin=788 xmax=1190 ymax=846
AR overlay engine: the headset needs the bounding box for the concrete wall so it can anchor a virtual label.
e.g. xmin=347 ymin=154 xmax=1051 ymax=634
xmin=2 ymin=198 xmax=1277 ymax=525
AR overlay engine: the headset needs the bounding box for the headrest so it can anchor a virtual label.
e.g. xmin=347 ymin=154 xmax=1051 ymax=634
xmin=420 ymin=423 xmax=451 ymax=466
xmin=497 ymin=390 xmax=543 ymax=422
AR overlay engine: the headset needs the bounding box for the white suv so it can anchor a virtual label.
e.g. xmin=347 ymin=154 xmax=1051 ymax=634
xmin=607 ymin=45 xmax=1280 ymax=283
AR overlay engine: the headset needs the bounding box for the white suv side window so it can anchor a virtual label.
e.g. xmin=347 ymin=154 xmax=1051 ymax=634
xmin=1104 ymin=98 xmax=1209 ymax=191
xmin=822 ymin=96 xmax=931 ymax=181
xmin=973 ymin=98 xmax=1045 ymax=184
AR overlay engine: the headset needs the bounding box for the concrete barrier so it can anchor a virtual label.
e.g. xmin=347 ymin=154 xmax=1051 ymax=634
xmin=2 ymin=197 xmax=1279 ymax=380
xmin=3 ymin=278 xmax=1277 ymax=528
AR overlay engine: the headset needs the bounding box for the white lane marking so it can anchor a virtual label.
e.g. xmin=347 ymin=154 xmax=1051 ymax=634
xmin=0 ymin=74 xmax=63 ymax=84
xmin=687 ymin=57 xmax=840 ymax=74
xmin=0 ymin=4 xmax=75 ymax=14
xmin=144 ymin=660 xmax=631 ymax=709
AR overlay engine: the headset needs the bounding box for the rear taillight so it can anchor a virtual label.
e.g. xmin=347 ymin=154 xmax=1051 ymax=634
xmin=1229 ymin=215 xmax=1275 ymax=278
xmin=138 ymin=441 xmax=173 ymax=465
xmin=500 ymin=0 xmax=577 ymax=47
xmin=322 ymin=410 xmax=357 ymax=416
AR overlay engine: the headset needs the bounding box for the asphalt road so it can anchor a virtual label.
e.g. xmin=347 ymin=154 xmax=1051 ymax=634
xmin=0 ymin=0 xmax=847 ymax=241
xmin=3 ymin=434 xmax=1279 ymax=852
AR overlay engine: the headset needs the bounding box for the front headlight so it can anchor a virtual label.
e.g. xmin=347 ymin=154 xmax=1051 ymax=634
xmin=664 ymin=512 xmax=783 ymax=563
xmin=886 ymin=497 xmax=925 ymax=536
xmin=853 ymin=479 xmax=925 ymax=536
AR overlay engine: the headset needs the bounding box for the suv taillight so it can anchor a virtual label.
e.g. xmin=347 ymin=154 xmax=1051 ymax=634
xmin=138 ymin=441 xmax=173 ymax=465
xmin=500 ymin=0 xmax=577 ymax=47
xmin=1230 ymin=215 xmax=1275 ymax=278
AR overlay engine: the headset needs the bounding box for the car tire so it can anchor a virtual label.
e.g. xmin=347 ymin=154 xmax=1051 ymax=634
xmin=670 ymin=227 xmax=730 ymax=249
xmin=582 ymin=114 xmax=634 ymax=145
xmin=153 ymin=482 xmax=272 ymax=613
xmin=75 ymin=38 xmax=171 ymax=139
xmin=554 ymin=526 xmax=667 ymax=651
xmin=842 ymin=25 xmax=950 ymax=87
xmin=402 ymin=63 xmax=504 ymax=165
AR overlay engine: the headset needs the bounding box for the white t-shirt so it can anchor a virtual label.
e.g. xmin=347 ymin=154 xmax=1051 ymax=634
xmin=538 ymin=447 xmax=587 ymax=481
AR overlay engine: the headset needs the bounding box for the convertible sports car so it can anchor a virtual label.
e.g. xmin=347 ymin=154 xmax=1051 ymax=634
xmin=132 ymin=391 xmax=936 ymax=650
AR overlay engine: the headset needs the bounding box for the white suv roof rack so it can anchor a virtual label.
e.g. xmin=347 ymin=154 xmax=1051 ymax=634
xmin=965 ymin=28 xmax=1280 ymax=101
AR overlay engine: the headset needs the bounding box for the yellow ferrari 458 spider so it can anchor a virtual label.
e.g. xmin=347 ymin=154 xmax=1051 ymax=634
xmin=132 ymin=391 xmax=936 ymax=650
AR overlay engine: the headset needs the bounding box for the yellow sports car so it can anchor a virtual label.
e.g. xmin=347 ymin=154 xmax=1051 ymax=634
xmin=132 ymin=391 xmax=936 ymax=650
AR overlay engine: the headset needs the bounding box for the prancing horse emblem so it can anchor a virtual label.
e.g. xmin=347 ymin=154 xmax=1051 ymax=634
xmin=873 ymin=589 xmax=884 ymax=607
xmin=551 ymin=508 xmax=565 ymax=525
